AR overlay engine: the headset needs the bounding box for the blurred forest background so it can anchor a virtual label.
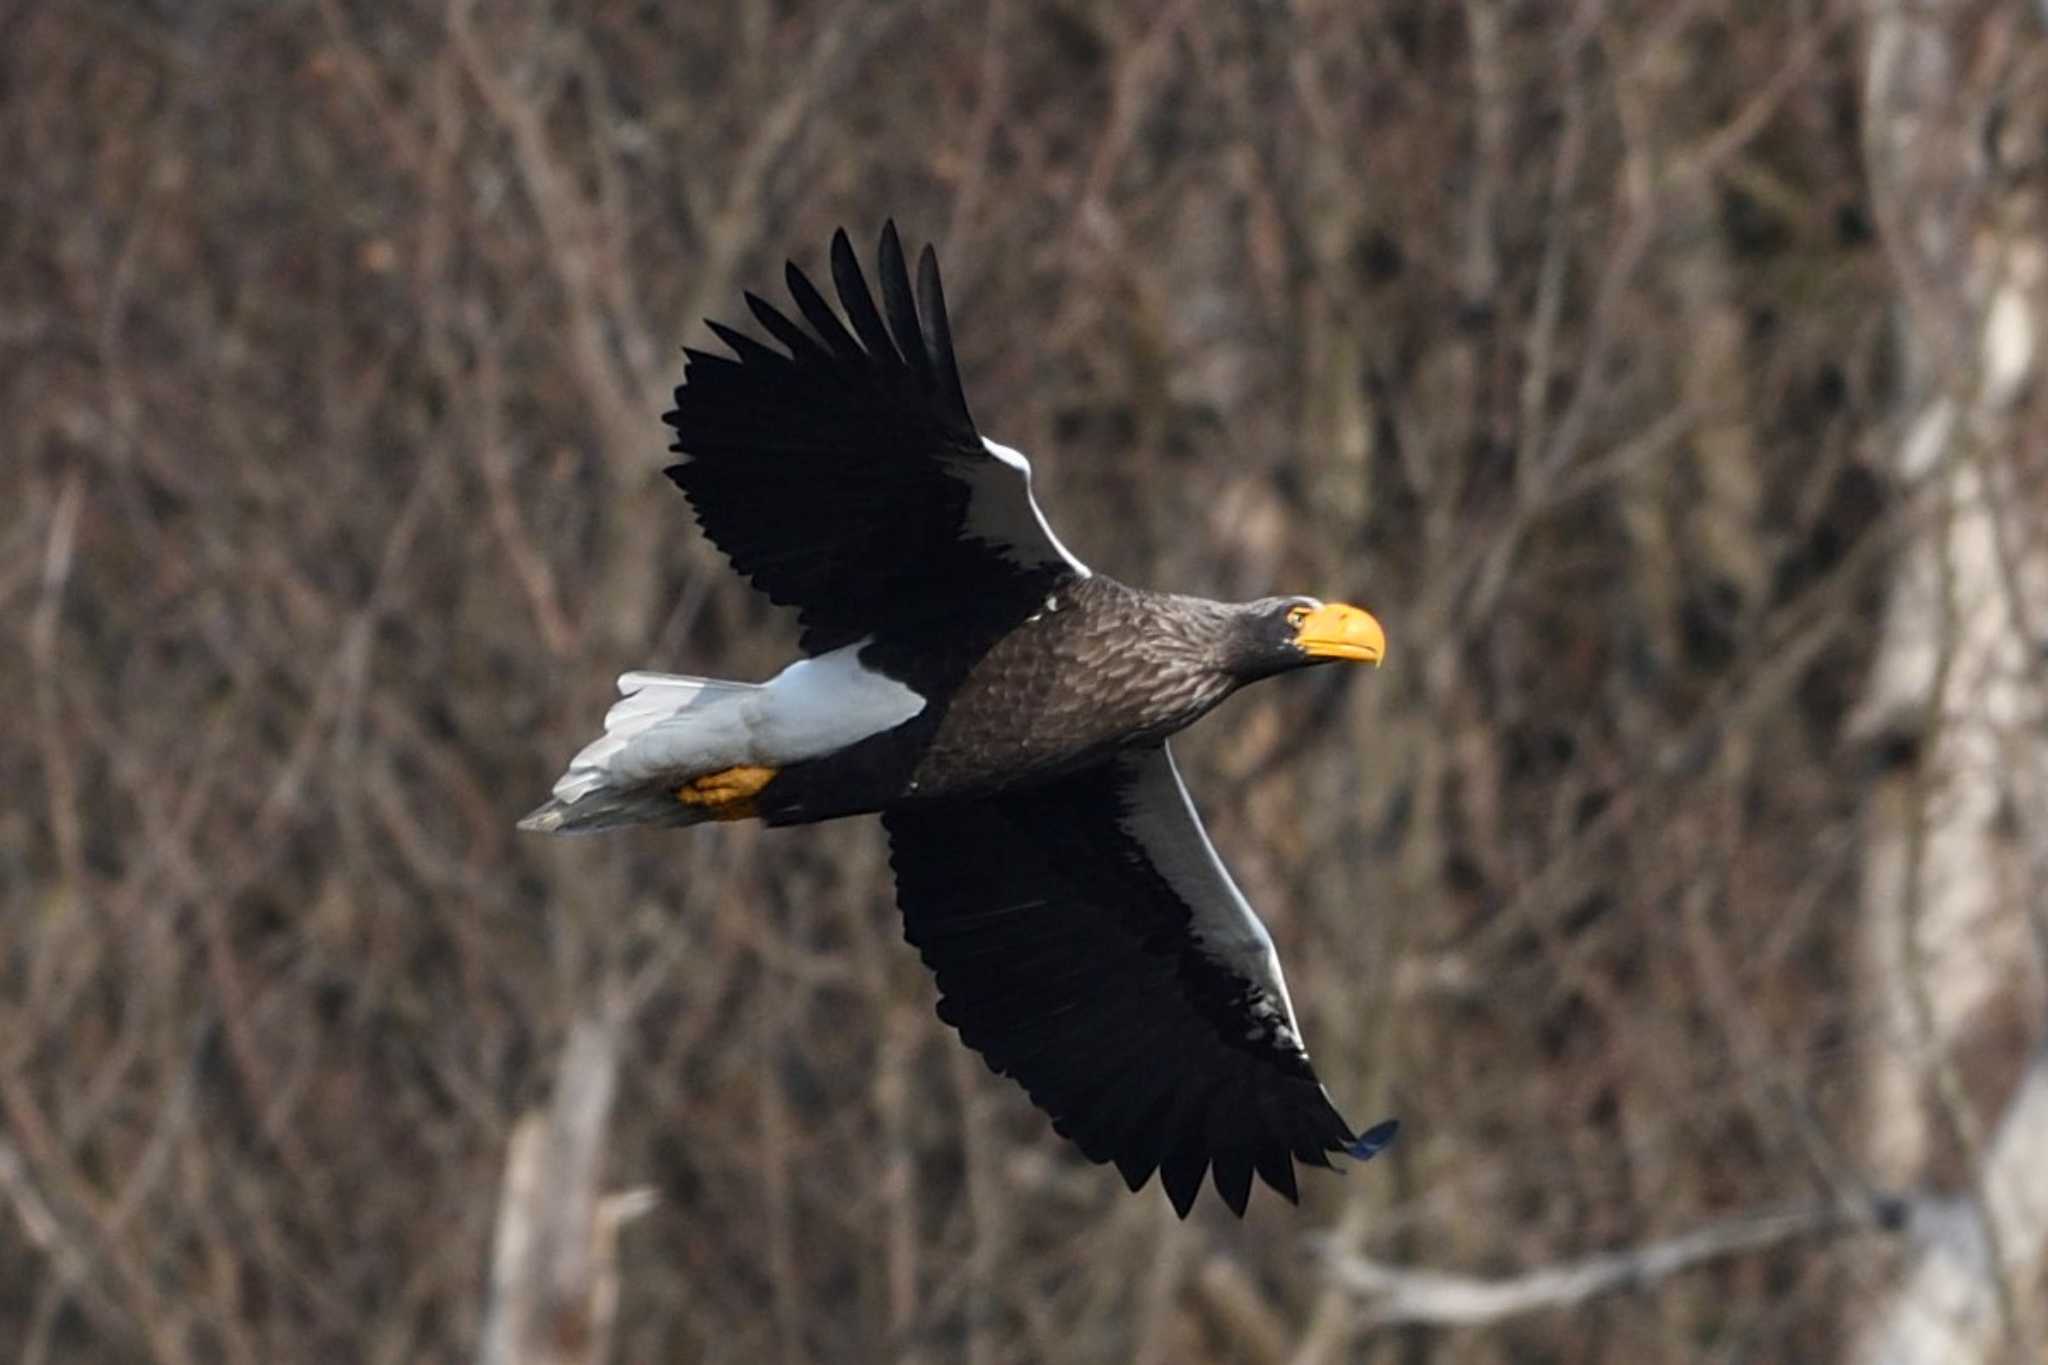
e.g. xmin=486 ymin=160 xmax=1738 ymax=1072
xmin=5 ymin=0 xmax=2048 ymax=1361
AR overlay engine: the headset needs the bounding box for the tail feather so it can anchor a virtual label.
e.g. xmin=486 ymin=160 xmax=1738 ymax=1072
xmin=523 ymin=671 xmax=758 ymax=833
xmin=604 ymin=671 xmax=751 ymax=732
xmin=523 ymin=644 xmax=925 ymax=835
xmin=516 ymin=790 xmax=709 ymax=835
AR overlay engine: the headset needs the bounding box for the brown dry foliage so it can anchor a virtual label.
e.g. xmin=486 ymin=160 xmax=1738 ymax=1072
xmin=3 ymin=1 xmax=2046 ymax=1362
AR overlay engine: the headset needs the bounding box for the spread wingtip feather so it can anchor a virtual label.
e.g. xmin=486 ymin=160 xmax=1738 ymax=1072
xmin=1347 ymin=1118 xmax=1400 ymax=1161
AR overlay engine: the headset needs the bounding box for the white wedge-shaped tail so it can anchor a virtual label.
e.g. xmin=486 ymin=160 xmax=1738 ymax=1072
xmin=521 ymin=645 xmax=925 ymax=834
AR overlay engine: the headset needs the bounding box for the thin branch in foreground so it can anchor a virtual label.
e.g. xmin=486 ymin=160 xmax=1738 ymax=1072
xmin=1323 ymin=1198 xmax=1891 ymax=1329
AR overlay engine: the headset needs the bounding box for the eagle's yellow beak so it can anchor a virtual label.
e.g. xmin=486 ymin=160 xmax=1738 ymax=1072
xmin=1294 ymin=602 xmax=1386 ymax=665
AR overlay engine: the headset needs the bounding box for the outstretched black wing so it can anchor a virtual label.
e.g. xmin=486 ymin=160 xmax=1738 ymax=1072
xmin=884 ymin=743 xmax=1395 ymax=1217
xmin=664 ymin=223 xmax=1088 ymax=659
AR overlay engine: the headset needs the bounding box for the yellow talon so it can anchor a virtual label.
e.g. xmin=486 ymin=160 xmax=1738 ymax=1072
xmin=676 ymin=764 xmax=778 ymax=820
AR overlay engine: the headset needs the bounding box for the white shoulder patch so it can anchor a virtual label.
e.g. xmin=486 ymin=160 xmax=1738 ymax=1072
xmin=1116 ymin=744 xmax=1308 ymax=1053
xmin=951 ymin=437 xmax=1091 ymax=577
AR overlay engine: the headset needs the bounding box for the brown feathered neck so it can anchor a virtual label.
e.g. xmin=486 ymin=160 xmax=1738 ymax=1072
xmin=1066 ymin=578 xmax=1278 ymax=704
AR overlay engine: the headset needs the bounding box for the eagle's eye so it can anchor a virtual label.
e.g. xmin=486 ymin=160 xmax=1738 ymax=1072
xmin=1285 ymin=604 xmax=1310 ymax=630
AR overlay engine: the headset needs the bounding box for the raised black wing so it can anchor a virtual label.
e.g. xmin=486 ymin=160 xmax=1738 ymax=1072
xmin=883 ymin=743 xmax=1396 ymax=1217
xmin=664 ymin=223 xmax=1088 ymax=658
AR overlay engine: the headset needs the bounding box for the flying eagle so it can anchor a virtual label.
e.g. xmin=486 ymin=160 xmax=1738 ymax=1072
xmin=522 ymin=224 xmax=1396 ymax=1217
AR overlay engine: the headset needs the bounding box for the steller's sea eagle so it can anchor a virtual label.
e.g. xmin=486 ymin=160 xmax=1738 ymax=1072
xmin=522 ymin=224 xmax=1396 ymax=1217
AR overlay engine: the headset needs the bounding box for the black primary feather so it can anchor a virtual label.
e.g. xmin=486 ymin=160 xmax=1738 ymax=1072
xmin=663 ymin=223 xmax=1074 ymax=660
xmin=884 ymin=752 xmax=1385 ymax=1217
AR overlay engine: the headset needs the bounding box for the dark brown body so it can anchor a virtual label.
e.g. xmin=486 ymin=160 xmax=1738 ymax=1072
xmin=754 ymin=576 xmax=1248 ymax=825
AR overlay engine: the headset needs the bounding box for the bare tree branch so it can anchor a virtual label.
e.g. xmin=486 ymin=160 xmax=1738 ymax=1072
xmin=1326 ymin=1200 xmax=1880 ymax=1329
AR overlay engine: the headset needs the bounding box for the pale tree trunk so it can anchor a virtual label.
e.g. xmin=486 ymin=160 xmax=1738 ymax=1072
xmin=480 ymin=1009 xmax=655 ymax=1365
xmin=1854 ymin=3 xmax=2048 ymax=1361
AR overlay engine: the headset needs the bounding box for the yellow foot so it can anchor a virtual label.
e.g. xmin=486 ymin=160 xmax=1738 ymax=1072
xmin=675 ymin=764 xmax=778 ymax=821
